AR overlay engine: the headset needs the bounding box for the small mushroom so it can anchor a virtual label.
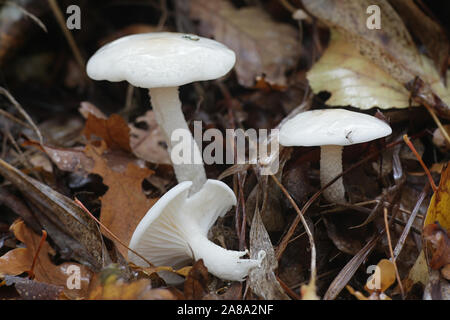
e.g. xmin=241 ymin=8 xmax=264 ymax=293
xmin=86 ymin=32 xmax=236 ymax=194
xmin=279 ymin=109 xmax=392 ymax=203
xmin=128 ymin=180 xmax=265 ymax=282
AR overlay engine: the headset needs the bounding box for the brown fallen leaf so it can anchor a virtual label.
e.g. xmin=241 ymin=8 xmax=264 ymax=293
xmin=83 ymin=113 xmax=132 ymax=153
xmin=389 ymin=0 xmax=449 ymax=81
xmin=84 ymin=142 xmax=158 ymax=258
xmin=423 ymin=224 xmax=450 ymax=278
xmin=129 ymin=111 xmax=171 ymax=165
xmin=0 ymin=220 xmax=92 ymax=299
xmin=3 ymin=275 xmax=64 ymax=300
xmin=184 ymin=259 xmax=209 ymax=300
xmin=0 ymin=158 xmax=104 ymax=271
xmin=185 ymin=0 xmax=301 ymax=87
xmin=88 ymin=266 xmax=177 ymax=300
xmin=24 ymin=140 xmax=94 ymax=173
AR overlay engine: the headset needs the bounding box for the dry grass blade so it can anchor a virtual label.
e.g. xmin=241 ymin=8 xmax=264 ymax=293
xmin=393 ymin=184 xmax=429 ymax=259
xmin=47 ymin=0 xmax=85 ymax=72
xmin=323 ymin=233 xmax=380 ymax=300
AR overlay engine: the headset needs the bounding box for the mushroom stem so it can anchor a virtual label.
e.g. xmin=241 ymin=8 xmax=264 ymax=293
xmin=320 ymin=145 xmax=346 ymax=203
xmin=149 ymin=87 xmax=207 ymax=194
xmin=189 ymin=234 xmax=265 ymax=281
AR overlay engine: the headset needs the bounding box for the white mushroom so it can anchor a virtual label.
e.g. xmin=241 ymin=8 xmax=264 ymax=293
xmin=128 ymin=180 xmax=265 ymax=283
xmin=279 ymin=109 xmax=392 ymax=203
xmin=86 ymin=32 xmax=236 ymax=194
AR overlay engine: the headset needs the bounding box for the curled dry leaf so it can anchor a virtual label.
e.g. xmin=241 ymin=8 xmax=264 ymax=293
xmin=183 ymin=259 xmax=209 ymax=300
xmin=0 ymin=220 xmax=92 ymax=299
xmin=83 ymin=113 xmax=132 ymax=153
xmin=84 ymin=142 xmax=158 ymax=258
xmin=364 ymin=259 xmax=396 ymax=294
xmin=185 ymin=0 xmax=301 ymax=87
xmin=423 ymin=224 xmax=450 ymax=278
xmin=248 ymin=208 xmax=290 ymax=300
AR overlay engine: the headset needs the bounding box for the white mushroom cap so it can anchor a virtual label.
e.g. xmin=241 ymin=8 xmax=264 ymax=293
xmin=86 ymin=32 xmax=236 ymax=88
xmin=279 ymin=109 xmax=392 ymax=147
xmin=128 ymin=179 xmax=264 ymax=282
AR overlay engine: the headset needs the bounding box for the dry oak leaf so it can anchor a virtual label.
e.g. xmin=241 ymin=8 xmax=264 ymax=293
xmin=186 ymin=0 xmax=301 ymax=87
xmin=0 ymin=220 xmax=92 ymax=298
xmin=83 ymin=113 xmax=132 ymax=152
xmin=84 ymin=142 xmax=157 ymax=258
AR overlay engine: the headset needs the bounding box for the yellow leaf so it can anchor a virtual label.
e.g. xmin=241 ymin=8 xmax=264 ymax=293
xmin=307 ymin=32 xmax=450 ymax=110
xmin=424 ymin=164 xmax=450 ymax=231
xmin=307 ymin=32 xmax=415 ymax=110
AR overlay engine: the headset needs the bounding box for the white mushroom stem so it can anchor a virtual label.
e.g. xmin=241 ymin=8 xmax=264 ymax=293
xmin=149 ymin=87 xmax=206 ymax=194
xmin=320 ymin=145 xmax=346 ymax=203
xmin=189 ymin=235 xmax=265 ymax=282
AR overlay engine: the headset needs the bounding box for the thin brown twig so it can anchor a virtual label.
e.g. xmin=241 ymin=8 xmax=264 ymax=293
xmin=271 ymin=175 xmax=316 ymax=285
xmin=278 ymin=0 xmax=296 ymax=13
xmin=74 ymin=197 xmax=155 ymax=268
xmin=403 ymin=134 xmax=437 ymax=192
xmin=26 ymin=230 xmax=47 ymax=279
xmin=383 ymin=207 xmax=405 ymax=299
xmin=47 ymin=0 xmax=86 ymax=72
xmin=423 ymin=102 xmax=450 ymax=146
xmin=0 ymin=87 xmax=43 ymax=144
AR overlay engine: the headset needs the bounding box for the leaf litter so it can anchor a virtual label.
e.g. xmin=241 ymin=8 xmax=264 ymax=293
xmin=0 ymin=0 xmax=449 ymax=301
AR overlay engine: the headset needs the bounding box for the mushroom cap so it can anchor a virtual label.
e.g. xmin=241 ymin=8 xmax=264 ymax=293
xmin=279 ymin=109 xmax=392 ymax=147
xmin=86 ymin=32 xmax=236 ymax=88
xmin=128 ymin=179 xmax=237 ymax=269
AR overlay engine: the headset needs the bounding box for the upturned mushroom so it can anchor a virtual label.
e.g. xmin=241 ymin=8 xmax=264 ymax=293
xmin=86 ymin=32 xmax=236 ymax=194
xmin=128 ymin=180 xmax=265 ymax=282
xmin=279 ymin=109 xmax=392 ymax=203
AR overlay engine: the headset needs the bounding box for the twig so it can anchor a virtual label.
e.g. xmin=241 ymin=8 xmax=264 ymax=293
xmin=26 ymin=230 xmax=47 ymax=279
xmin=423 ymin=102 xmax=450 ymax=146
xmin=74 ymin=197 xmax=155 ymax=268
xmin=0 ymin=87 xmax=43 ymax=144
xmin=271 ymin=175 xmax=317 ymax=286
xmin=47 ymin=0 xmax=86 ymax=72
xmin=278 ymin=0 xmax=296 ymax=13
xmin=383 ymin=207 xmax=405 ymax=299
xmin=5 ymin=1 xmax=48 ymax=32
xmin=403 ymin=134 xmax=437 ymax=192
